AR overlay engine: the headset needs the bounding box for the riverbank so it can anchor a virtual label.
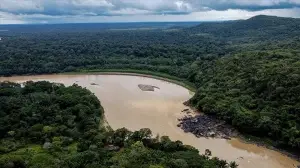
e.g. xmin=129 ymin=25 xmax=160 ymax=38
xmin=238 ymin=134 xmax=300 ymax=163
xmin=178 ymin=110 xmax=300 ymax=163
xmin=100 ymin=115 xmax=113 ymax=132
xmin=1 ymin=69 xmax=196 ymax=92
xmin=1 ymin=73 xmax=299 ymax=168
xmin=182 ymin=102 xmax=300 ymax=165
xmin=3 ymin=70 xmax=300 ymax=162
xmin=62 ymin=69 xmax=196 ymax=92
xmin=2 ymin=71 xmax=300 ymax=161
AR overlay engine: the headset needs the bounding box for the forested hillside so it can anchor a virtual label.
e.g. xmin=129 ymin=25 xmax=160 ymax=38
xmin=188 ymin=15 xmax=300 ymax=40
xmin=0 ymin=81 xmax=236 ymax=168
xmin=189 ymin=50 xmax=300 ymax=148
xmin=0 ymin=15 xmax=299 ymax=151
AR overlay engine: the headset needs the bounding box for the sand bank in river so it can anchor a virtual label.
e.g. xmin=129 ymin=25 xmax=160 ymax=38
xmin=138 ymin=84 xmax=160 ymax=91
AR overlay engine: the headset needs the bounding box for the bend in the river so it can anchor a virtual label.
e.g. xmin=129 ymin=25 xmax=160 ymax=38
xmin=0 ymin=73 xmax=298 ymax=168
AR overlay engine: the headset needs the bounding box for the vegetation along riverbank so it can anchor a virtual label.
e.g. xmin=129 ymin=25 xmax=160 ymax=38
xmin=0 ymin=81 xmax=238 ymax=168
xmin=0 ymin=15 xmax=300 ymax=163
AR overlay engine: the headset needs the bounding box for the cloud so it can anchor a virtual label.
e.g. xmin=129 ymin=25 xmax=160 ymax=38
xmin=1 ymin=0 xmax=300 ymax=16
xmin=0 ymin=0 xmax=300 ymax=24
xmin=197 ymin=0 xmax=300 ymax=11
xmin=0 ymin=11 xmax=27 ymax=24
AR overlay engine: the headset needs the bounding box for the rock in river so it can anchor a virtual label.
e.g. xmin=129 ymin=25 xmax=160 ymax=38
xmin=179 ymin=114 xmax=237 ymax=139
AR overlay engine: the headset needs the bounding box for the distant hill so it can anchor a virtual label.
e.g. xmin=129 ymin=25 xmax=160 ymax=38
xmin=187 ymin=15 xmax=300 ymax=40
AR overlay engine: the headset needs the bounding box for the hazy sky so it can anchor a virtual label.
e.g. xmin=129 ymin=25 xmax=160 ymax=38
xmin=0 ymin=0 xmax=300 ymax=24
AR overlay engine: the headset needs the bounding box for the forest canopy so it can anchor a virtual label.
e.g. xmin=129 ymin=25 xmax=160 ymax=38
xmin=0 ymin=15 xmax=299 ymax=150
xmin=0 ymin=81 xmax=237 ymax=168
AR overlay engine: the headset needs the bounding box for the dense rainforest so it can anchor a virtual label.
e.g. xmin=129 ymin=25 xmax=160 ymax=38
xmin=0 ymin=81 xmax=237 ymax=168
xmin=0 ymin=15 xmax=299 ymax=151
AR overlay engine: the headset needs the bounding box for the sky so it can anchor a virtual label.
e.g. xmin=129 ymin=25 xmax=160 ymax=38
xmin=0 ymin=0 xmax=300 ymax=24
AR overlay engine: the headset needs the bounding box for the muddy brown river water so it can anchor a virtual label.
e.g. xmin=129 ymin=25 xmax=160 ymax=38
xmin=0 ymin=74 xmax=298 ymax=168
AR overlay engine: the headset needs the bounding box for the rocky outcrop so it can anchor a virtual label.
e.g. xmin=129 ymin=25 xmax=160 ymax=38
xmin=178 ymin=114 xmax=237 ymax=139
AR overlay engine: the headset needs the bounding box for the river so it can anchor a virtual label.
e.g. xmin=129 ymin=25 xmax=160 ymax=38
xmin=0 ymin=74 xmax=298 ymax=168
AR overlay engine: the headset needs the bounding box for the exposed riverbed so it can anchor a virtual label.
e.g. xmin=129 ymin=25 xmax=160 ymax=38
xmin=0 ymin=74 xmax=298 ymax=168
